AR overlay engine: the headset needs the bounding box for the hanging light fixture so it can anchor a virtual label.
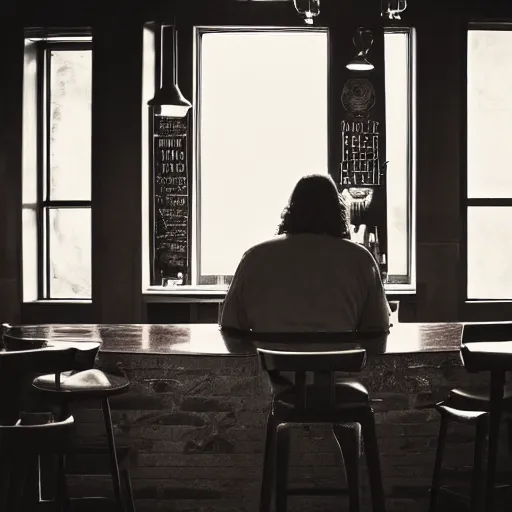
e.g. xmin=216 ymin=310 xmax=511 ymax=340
xmin=148 ymin=23 xmax=192 ymax=118
xmin=346 ymin=27 xmax=374 ymax=72
xmin=381 ymin=0 xmax=407 ymax=20
xmin=293 ymin=0 xmax=320 ymax=26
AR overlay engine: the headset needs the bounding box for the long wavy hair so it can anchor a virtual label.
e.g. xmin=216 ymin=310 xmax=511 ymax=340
xmin=277 ymin=174 xmax=350 ymax=238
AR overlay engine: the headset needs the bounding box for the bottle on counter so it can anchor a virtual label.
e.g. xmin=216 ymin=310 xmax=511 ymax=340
xmin=373 ymin=227 xmax=381 ymax=266
xmin=380 ymin=253 xmax=388 ymax=284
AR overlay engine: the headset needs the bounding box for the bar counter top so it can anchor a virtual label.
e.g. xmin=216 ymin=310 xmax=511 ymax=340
xmin=8 ymin=321 xmax=512 ymax=512
xmin=5 ymin=320 xmax=469 ymax=356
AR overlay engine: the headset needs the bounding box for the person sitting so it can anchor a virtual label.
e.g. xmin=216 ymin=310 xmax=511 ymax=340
xmin=219 ymin=174 xmax=391 ymax=333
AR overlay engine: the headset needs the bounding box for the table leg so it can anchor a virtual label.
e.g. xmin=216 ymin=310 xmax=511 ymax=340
xmin=485 ymin=370 xmax=505 ymax=512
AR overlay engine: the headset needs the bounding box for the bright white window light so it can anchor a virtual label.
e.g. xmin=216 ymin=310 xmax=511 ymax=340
xmin=197 ymin=30 xmax=328 ymax=281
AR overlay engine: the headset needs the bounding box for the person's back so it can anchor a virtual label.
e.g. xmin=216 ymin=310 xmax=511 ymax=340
xmin=220 ymin=233 xmax=389 ymax=332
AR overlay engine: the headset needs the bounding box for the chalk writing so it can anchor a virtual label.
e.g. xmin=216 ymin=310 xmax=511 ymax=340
xmin=151 ymin=116 xmax=189 ymax=284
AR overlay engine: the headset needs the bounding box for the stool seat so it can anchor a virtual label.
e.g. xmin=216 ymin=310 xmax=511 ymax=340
xmin=33 ymin=370 xmax=129 ymax=399
xmin=274 ymin=380 xmax=370 ymax=421
xmin=446 ymin=384 xmax=512 ymax=412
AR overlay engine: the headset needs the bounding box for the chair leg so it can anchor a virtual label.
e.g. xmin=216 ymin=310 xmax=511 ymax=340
xmin=102 ymin=398 xmax=124 ymax=512
xmin=260 ymin=413 xmax=277 ymax=512
xmin=470 ymin=416 xmax=488 ymax=512
xmin=0 ymin=458 xmax=11 ymax=511
xmin=429 ymin=412 xmax=449 ymax=512
xmin=7 ymin=453 xmax=29 ymax=512
xmin=55 ymin=454 xmax=70 ymax=512
xmin=486 ymin=371 xmax=505 ymax=512
xmin=121 ymin=469 xmax=136 ymax=512
xmin=361 ymin=412 xmax=386 ymax=512
xmin=507 ymin=418 xmax=512 ymax=457
xmin=275 ymin=425 xmax=290 ymax=512
xmin=22 ymin=453 xmax=41 ymax=512
xmin=333 ymin=423 xmax=361 ymax=512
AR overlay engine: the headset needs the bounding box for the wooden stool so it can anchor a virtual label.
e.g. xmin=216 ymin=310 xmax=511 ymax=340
xmin=430 ymin=323 xmax=512 ymax=512
xmin=257 ymin=347 xmax=385 ymax=512
xmin=0 ymin=413 xmax=75 ymax=511
xmin=32 ymin=368 xmax=135 ymax=512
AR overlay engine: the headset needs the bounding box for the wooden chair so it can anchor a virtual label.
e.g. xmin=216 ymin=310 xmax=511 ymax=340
xmin=0 ymin=338 xmax=101 ymax=511
xmin=257 ymin=346 xmax=385 ymax=512
xmin=32 ymin=365 xmax=135 ymax=512
xmin=0 ymin=414 xmax=75 ymax=512
xmin=429 ymin=323 xmax=512 ymax=512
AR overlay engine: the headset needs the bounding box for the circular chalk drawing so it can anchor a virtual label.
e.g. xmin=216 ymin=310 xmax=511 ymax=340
xmin=341 ymin=78 xmax=376 ymax=116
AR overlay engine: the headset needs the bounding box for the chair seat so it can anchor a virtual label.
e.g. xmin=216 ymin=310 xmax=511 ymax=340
xmin=273 ymin=379 xmax=370 ymax=422
xmin=33 ymin=369 xmax=129 ymax=399
xmin=445 ymin=384 xmax=512 ymax=412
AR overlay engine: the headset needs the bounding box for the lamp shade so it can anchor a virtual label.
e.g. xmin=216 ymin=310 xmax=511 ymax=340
xmin=346 ymin=56 xmax=374 ymax=72
xmin=148 ymin=84 xmax=192 ymax=118
xmin=346 ymin=28 xmax=375 ymax=72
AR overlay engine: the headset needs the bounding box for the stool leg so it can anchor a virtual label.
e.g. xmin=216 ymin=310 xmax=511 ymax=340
xmin=121 ymin=469 xmax=136 ymax=512
xmin=507 ymin=418 xmax=512 ymax=457
xmin=260 ymin=413 xmax=277 ymax=512
xmin=486 ymin=371 xmax=505 ymax=512
xmin=333 ymin=423 xmax=361 ymax=512
xmin=429 ymin=412 xmax=449 ymax=512
xmin=102 ymin=398 xmax=124 ymax=512
xmin=361 ymin=412 xmax=386 ymax=512
xmin=275 ymin=425 xmax=290 ymax=512
xmin=470 ymin=416 xmax=488 ymax=512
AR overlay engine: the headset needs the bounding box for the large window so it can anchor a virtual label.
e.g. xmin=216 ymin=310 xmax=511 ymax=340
xmin=35 ymin=40 xmax=92 ymax=299
xmin=192 ymin=27 xmax=414 ymax=289
xmin=384 ymin=28 xmax=415 ymax=287
xmin=194 ymin=28 xmax=328 ymax=284
xmin=467 ymin=27 xmax=512 ymax=300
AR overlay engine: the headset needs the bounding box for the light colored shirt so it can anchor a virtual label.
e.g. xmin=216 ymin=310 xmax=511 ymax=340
xmin=220 ymin=233 xmax=391 ymax=332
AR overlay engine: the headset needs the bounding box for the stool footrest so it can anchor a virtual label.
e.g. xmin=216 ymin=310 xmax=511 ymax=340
xmin=438 ymin=485 xmax=471 ymax=503
xmin=38 ymin=497 xmax=114 ymax=512
xmin=439 ymin=482 xmax=512 ymax=503
xmin=65 ymin=445 xmax=136 ymax=475
xmin=287 ymin=487 xmax=349 ymax=497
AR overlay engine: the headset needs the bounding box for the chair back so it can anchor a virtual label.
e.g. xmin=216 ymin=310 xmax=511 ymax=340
xmin=257 ymin=347 xmax=366 ymax=411
xmin=462 ymin=323 xmax=512 ymax=343
xmin=0 ymin=339 xmax=100 ymax=387
xmin=258 ymin=348 xmax=366 ymax=372
xmin=461 ymin=323 xmax=512 ymax=372
xmin=0 ymin=415 xmax=75 ymax=455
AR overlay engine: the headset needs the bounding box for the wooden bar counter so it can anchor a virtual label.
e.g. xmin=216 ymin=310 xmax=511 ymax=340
xmin=9 ymin=321 xmax=512 ymax=512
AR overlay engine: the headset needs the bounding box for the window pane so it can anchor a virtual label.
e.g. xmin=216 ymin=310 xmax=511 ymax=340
xmin=468 ymin=206 xmax=512 ymax=299
xmin=49 ymin=50 xmax=91 ymax=200
xmin=468 ymin=30 xmax=512 ymax=198
xmin=198 ymin=31 xmax=328 ymax=278
xmin=384 ymin=31 xmax=410 ymax=277
xmin=49 ymin=208 xmax=91 ymax=298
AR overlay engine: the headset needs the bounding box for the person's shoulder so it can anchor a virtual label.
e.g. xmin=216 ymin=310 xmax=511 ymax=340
xmin=333 ymin=238 xmax=378 ymax=269
xmin=246 ymin=235 xmax=287 ymax=252
xmin=240 ymin=235 xmax=287 ymax=260
xmin=334 ymin=238 xmax=373 ymax=256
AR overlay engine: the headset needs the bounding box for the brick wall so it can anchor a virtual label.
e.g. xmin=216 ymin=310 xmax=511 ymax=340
xmin=64 ymin=351 xmax=509 ymax=512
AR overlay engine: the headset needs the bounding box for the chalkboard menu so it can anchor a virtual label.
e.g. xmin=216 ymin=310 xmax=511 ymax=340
xmin=151 ymin=116 xmax=189 ymax=285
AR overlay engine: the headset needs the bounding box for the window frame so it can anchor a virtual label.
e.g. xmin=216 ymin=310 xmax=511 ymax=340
xmin=382 ymin=26 xmax=416 ymax=291
xmin=190 ymin=25 xmax=416 ymax=290
xmin=36 ymin=40 xmax=93 ymax=300
xmin=464 ymin=23 xmax=512 ymax=303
